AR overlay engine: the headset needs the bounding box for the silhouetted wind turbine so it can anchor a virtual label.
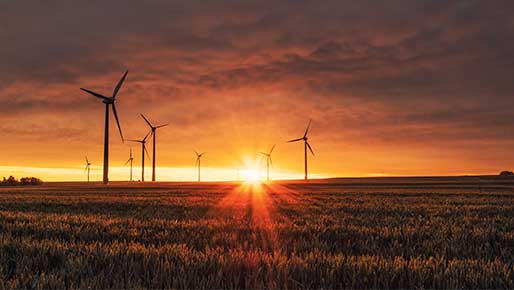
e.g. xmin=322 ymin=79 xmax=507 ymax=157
xmin=124 ymin=146 xmax=134 ymax=182
xmin=141 ymin=114 xmax=168 ymax=182
xmin=85 ymin=156 xmax=92 ymax=183
xmin=287 ymin=120 xmax=315 ymax=180
xmin=127 ymin=132 xmax=151 ymax=182
xmin=194 ymin=151 xmax=205 ymax=182
xmin=260 ymin=144 xmax=276 ymax=181
xmin=81 ymin=70 xmax=127 ymax=184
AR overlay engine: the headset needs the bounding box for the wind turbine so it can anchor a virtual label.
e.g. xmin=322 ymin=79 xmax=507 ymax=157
xmin=260 ymin=144 xmax=276 ymax=182
xmin=287 ymin=120 xmax=315 ymax=180
xmin=124 ymin=146 xmax=134 ymax=182
xmin=140 ymin=114 xmax=168 ymax=182
xmin=194 ymin=151 xmax=205 ymax=182
xmin=127 ymin=132 xmax=151 ymax=182
xmin=85 ymin=156 xmax=92 ymax=183
xmin=81 ymin=70 xmax=127 ymax=185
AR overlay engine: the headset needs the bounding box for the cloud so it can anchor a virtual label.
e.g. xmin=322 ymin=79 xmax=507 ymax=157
xmin=2 ymin=1 xmax=514 ymax=175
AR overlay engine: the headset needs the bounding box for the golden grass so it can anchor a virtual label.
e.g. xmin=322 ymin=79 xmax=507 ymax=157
xmin=0 ymin=182 xmax=513 ymax=288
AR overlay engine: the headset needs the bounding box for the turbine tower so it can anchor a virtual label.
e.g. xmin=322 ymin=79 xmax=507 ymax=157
xmin=260 ymin=144 xmax=276 ymax=182
xmin=287 ymin=120 xmax=315 ymax=180
xmin=85 ymin=156 xmax=92 ymax=183
xmin=124 ymin=146 xmax=134 ymax=182
xmin=195 ymin=151 xmax=205 ymax=182
xmin=127 ymin=132 xmax=151 ymax=182
xmin=141 ymin=114 xmax=168 ymax=182
xmin=81 ymin=70 xmax=127 ymax=185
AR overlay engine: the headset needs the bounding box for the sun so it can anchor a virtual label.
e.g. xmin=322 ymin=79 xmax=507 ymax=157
xmin=241 ymin=169 xmax=262 ymax=184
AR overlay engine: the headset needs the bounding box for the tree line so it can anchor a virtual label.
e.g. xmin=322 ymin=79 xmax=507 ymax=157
xmin=1 ymin=176 xmax=43 ymax=186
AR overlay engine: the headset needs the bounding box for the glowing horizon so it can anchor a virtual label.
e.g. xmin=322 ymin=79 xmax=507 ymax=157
xmin=0 ymin=164 xmax=503 ymax=183
xmin=0 ymin=165 xmax=330 ymax=182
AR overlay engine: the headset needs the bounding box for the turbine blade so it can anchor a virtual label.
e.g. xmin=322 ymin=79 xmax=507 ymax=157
xmin=80 ymin=88 xmax=110 ymax=101
xmin=306 ymin=142 xmax=315 ymax=156
xmin=155 ymin=123 xmax=169 ymax=129
xmin=143 ymin=130 xmax=152 ymax=142
xmin=200 ymin=152 xmax=205 ymax=156
xmin=126 ymin=139 xmax=142 ymax=143
xmin=269 ymin=157 xmax=273 ymax=167
xmin=140 ymin=114 xmax=153 ymax=128
xmin=111 ymin=103 xmax=124 ymax=143
xmin=85 ymin=156 xmax=88 ymax=163
xmin=303 ymin=119 xmax=312 ymax=138
xmin=287 ymin=138 xmax=303 ymax=143
xmin=124 ymin=158 xmax=131 ymax=166
xmin=144 ymin=145 xmax=151 ymax=160
xmin=112 ymin=70 xmax=128 ymax=98
xmin=260 ymin=152 xmax=268 ymax=156
xmin=269 ymin=144 xmax=276 ymax=154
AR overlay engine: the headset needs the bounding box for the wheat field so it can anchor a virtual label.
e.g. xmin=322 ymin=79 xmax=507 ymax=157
xmin=1 ymin=179 xmax=513 ymax=289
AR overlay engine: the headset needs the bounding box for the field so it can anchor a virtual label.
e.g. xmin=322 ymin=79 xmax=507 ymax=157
xmin=1 ymin=177 xmax=514 ymax=289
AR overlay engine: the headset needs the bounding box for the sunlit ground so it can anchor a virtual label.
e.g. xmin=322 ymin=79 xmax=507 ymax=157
xmin=210 ymin=179 xmax=303 ymax=254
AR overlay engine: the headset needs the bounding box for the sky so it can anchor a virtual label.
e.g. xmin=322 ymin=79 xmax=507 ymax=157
xmin=2 ymin=1 xmax=514 ymax=181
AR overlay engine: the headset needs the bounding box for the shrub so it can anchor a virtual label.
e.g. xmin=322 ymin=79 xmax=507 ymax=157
xmin=19 ymin=177 xmax=44 ymax=185
xmin=1 ymin=176 xmax=18 ymax=186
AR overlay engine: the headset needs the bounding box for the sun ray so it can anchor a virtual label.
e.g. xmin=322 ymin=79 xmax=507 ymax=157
xmin=208 ymin=181 xmax=285 ymax=253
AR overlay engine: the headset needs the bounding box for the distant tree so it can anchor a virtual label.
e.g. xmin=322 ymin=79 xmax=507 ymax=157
xmin=20 ymin=177 xmax=43 ymax=185
xmin=500 ymin=171 xmax=514 ymax=177
xmin=3 ymin=176 xmax=18 ymax=186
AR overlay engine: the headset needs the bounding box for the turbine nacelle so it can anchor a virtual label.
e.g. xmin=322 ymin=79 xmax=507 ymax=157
xmin=260 ymin=144 xmax=275 ymax=159
xmin=127 ymin=130 xmax=150 ymax=144
xmin=287 ymin=120 xmax=314 ymax=155
xmin=141 ymin=114 xmax=168 ymax=131
xmin=102 ymin=97 xmax=115 ymax=104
